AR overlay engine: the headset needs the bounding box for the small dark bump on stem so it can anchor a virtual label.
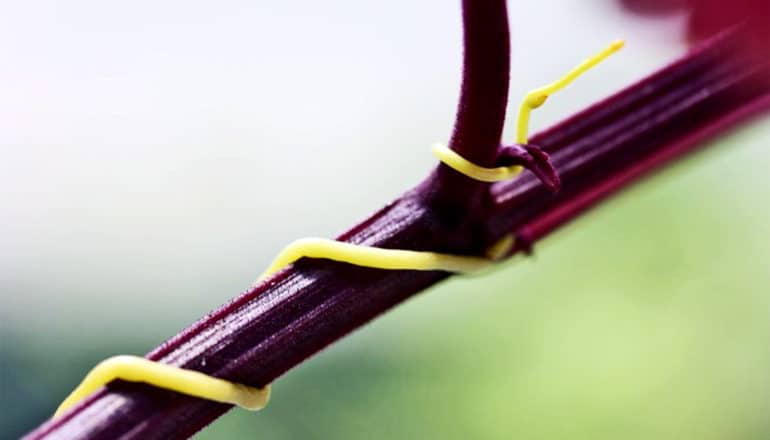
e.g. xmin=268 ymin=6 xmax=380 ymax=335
xmin=496 ymin=144 xmax=562 ymax=193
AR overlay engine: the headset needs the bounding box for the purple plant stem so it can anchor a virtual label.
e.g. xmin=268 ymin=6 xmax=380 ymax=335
xmin=485 ymin=28 xmax=770 ymax=242
xmin=517 ymin=89 xmax=770 ymax=249
xmin=428 ymin=0 xmax=510 ymax=212
xmin=447 ymin=0 xmax=510 ymax=166
xmin=24 ymin=24 xmax=770 ymax=440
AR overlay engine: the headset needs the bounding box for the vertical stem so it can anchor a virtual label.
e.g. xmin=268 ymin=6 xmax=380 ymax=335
xmin=424 ymin=0 xmax=510 ymax=212
xmin=449 ymin=0 xmax=510 ymax=165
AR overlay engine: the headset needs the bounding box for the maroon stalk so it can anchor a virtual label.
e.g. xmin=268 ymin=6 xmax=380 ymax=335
xmin=24 ymin=15 xmax=770 ymax=440
xmin=485 ymin=26 xmax=770 ymax=242
xmin=426 ymin=0 xmax=510 ymax=212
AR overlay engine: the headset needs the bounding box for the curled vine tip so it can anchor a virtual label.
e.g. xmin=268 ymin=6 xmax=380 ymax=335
xmin=497 ymin=144 xmax=561 ymax=192
xmin=516 ymin=39 xmax=625 ymax=144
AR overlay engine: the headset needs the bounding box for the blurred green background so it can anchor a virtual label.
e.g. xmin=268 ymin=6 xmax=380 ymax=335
xmin=2 ymin=1 xmax=769 ymax=439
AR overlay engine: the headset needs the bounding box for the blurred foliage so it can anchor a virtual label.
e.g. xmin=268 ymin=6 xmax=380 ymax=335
xmin=3 ymin=122 xmax=769 ymax=439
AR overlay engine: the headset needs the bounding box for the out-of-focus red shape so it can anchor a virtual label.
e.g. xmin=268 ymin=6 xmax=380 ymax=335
xmin=620 ymin=0 xmax=769 ymax=60
xmin=688 ymin=0 xmax=769 ymax=41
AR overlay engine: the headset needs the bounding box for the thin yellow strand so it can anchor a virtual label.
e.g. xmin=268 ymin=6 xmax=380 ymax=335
xmin=431 ymin=143 xmax=523 ymax=182
xmin=516 ymin=39 xmax=624 ymax=144
xmin=55 ymin=40 xmax=623 ymax=421
xmin=55 ymin=356 xmax=269 ymax=417
xmin=259 ymin=237 xmax=497 ymax=281
xmin=485 ymin=234 xmax=515 ymax=261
